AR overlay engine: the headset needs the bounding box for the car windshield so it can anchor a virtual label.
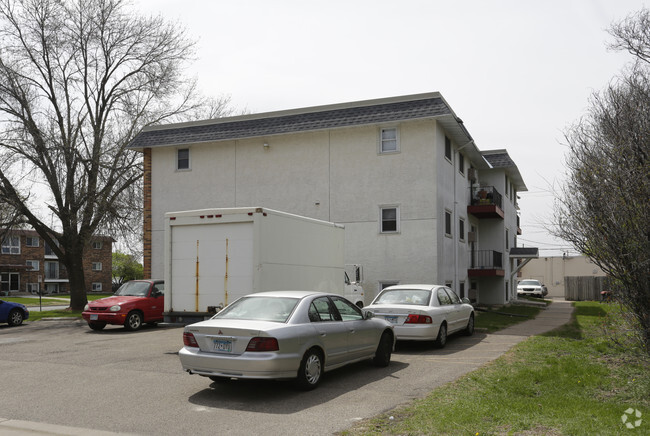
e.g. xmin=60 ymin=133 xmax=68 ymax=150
xmin=214 ymin=296 xmax=299 ymax=323
xmin=519 ymin=280 xmax=541 ymax=286
xmin=114 ymin=281 xmax=150 ymax=297
xmin=374 ymin=289 xmax=431 ymax=306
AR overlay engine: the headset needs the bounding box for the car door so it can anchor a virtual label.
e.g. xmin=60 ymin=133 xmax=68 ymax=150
xmin=436 ymin=288 xmax=454 ymax=329
xmin=308 ymin=297 xmax=349 ymax=367
xmin=443 ymin=287 xmax=465 ymax=333
xmin=329 ymin=296 xmax=377 ymax=361
xmin=141 ymin=282 xmax=164 ymax=322
xmin=150 ymin=282 xmax=165 ymax=321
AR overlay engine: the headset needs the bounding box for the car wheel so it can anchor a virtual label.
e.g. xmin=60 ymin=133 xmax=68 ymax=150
xmin=464 ymin=313 xmax=475 ymax=336
xmin=372 ymin=331 xmax=393 ymax=367
xmin=124 ymin=311 xmax=143 ymax=331
xmin=296 ymin=348 xmax=323 ymax=390
xmin=8 ymin=309 xmax=24 ymax=326
xmin=434 ymin=322 xmax=447 ymax=348
xmin=88 ymin=322 xmax=106 ymax=331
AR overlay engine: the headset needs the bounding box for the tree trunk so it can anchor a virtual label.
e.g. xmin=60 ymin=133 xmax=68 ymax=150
xmin=64 ymin=249 xmax=88 ymax=311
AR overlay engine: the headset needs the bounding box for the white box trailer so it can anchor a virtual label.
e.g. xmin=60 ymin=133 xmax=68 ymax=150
xmin=164 ymin=207 xmax=364 ymax=323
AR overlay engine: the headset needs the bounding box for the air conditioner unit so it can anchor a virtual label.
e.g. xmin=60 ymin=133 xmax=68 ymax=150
xmin=467 ymin=167 xmax=477 ymax=182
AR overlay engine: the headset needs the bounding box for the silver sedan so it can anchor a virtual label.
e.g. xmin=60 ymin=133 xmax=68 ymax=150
xmin=179 ymin=290 xmax=395 ymax=390
xmin=364 ymin=284 xmax=474 ymax=348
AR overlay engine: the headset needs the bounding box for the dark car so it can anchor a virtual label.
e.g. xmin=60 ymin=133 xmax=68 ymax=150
xmin=0 ymin=299 xmax=29 ymax=326
xmin=82 ymin=280 xmax=164 ymax=331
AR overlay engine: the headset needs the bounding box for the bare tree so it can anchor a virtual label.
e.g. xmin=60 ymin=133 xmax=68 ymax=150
xmin=0 ymin=0 xmax=228 ymax=309
xmin=554 ymin=8 xmax=650 ymax=355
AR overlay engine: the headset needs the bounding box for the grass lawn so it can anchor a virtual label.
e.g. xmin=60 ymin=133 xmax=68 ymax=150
xmin=28 ymin=309 xmax=83 ymax=321
xmin=474 ymin=304 xmax=543 ymax=333
xmin=2 ymin=293 xmax=112 ymax=307
xmin=343 ymin=301 xmax=649 ymax=435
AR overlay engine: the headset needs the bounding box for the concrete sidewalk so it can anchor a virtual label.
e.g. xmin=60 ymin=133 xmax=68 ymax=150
xmin=492 ymin=298 xmax=575 ymax=337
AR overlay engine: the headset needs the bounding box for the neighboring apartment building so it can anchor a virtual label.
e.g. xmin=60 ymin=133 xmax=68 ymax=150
xmin=129 ymin=92 xmax=534 ymax=304
xmin=520 ymin=254 xmax=607 ymax=298
xmin=0 ymin=229 xmax=113 ymax=294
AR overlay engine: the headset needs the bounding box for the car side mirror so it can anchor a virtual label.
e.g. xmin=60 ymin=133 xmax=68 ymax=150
xmin=363 ymin=311 xmax=374 ymax=320
xmin=461 ymin=297 xmax=471 ymax=304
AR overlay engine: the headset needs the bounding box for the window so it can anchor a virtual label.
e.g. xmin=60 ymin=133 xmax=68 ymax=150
xmin=331 ymin=296 xmax=363 ymax=321
xmin=445 ymin=136 xmax=452 ymax=162
xmin=26 ymin=260 xmax=39 ymax=271
xmin=26 ymin=283 xmax=39 ymax=294
xmin=310 ymin=297 xmax=339 ymax=322
xmin=445 ymin=210 xmax=452 ymax=237
xmin=505 ymin=175 xmax=509 ymax=196
xmin=506 ymin=229 xmax=510 ymax=250
xmin=445 ymin=288 xmax=461 ymax=304
xmin=92 ymin=282 xmax=102 ymax=291
xmin=380 ymin=206 xmax=399 ymax=233
xmin=177 ymin=148 xmax=190 ymax=170
xmin=92 ymin=241 xmax=103 ymax=249
xmin=459 ymin=218 xmax=465 ymax=241
xmin=379 ymin=127 xmax=399 ymax=153
xmin=458 ymin=153 xmax=465 ymax=175
xmin=459 ymin=282 xmax=466 ymax=299
xmin=44 ymin=241 xmax=57 ymax=257
xmin=26 ymin=236 xmax=39 ymax=247
xmin=92 ymin=262 xmax=102 ymax=271
xmin=1 ymin=236 xmax=20 ymax=254
xmin=437 ymin=288 xmax=452 ymax=305
xmin=45 ymin=261 xmax=59 ymax=279
xmin=379 ymin=282 xmax=399 ymax=292
xmin=1 ymin=273 xmax=19 ymax=292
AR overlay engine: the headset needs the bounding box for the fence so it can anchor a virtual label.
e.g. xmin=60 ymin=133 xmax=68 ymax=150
xmin=564 ymin=276 xmax=610 ymax=301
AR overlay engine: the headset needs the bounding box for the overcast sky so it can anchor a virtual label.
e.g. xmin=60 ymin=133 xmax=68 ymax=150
xmin=136 ymin=0 xmax=647 ymax=256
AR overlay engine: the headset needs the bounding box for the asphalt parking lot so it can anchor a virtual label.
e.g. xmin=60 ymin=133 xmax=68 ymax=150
xmin=0 ymin=301 xmax=573 ymax=435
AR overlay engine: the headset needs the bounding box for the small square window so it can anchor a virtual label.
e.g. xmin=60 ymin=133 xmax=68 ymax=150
xmin=26 ymin=236 xmax=39 ymax=247
xmin=26 ymin=260 xmax=39 ymax=271
xmin=177 ymin=148 xmax=190 ymax=170
xmin=92 ymin=241 xmax=103 ymax=250
xmin=92 ymin=282 xmax=102 ymax=291
xmin=92 ymin=262 xmax=102 ymax=271
xmin=445 ymin=210 xmax=452 ymax=237
xmin=445 ymin=136 xmax=452 ymax=162
xmin=380 ymin=128 xmax=399 ymax=153
xmin=380 ymin=206 xmax=399 ymax=233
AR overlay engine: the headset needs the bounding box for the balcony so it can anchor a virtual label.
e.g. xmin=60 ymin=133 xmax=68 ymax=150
xmin=468 ymin=250 xmax=505 ymax=277
xmin=468 ymin=186 xmax=504 ymax=219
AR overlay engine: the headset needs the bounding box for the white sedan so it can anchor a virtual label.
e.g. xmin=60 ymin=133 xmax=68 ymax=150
xmin=364 ymin=284 xmax=474 ymax=348
xmin=179 ymin=290 xmax=395 ymax=390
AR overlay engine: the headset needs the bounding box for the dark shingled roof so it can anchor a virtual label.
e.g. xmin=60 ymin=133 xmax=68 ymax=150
xmin=483 ymin=152 xmax=516 ymax=168
xmin=129 ymin=96 xmax=453 ymax=149
xmin=509 ymin=247 xmax=539 ymax=258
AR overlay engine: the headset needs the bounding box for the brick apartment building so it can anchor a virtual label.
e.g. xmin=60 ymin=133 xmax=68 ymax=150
xmin=0 ymin=229 xmax=113 ymax=295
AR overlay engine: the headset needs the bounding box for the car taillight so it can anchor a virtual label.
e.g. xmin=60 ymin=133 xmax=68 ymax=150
xmin=246 ymin=337 xmax=279 ymax=352
xmin=405 ymin=314 xmax=432 ymax=324
xmin=183 ymin=332 xmax=199 ymax=347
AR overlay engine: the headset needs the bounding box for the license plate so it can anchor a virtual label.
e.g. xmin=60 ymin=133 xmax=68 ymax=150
xmin=213 ymin=338 xmax=233 ymax=353
xmin=90 ymin=314 xmax=98 ymax=320
xmin=384 ymin=316 xmax=398 ymax=324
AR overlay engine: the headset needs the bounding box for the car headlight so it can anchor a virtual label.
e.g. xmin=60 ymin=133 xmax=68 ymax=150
xmin=84 ymin=304 xmax=89 ymax=311
xmin=109 ymin=305 xmax=121 ymax=312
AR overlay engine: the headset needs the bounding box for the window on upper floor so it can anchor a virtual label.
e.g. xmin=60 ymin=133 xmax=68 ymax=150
xmin=380 ymin=206 xmax=400 ymax=233
xmin=458 ymin=153 xmax=465 ymax=175
xmin=459 ymin=218 xmax=465 ymax=242
xmin=26 ymin=236 xmax=39 ymax=247
xmin=445 ymin=210 xmax=452 ymax=237
xmin=506 ymin=229 xmax=510 ymax=250
xmin=26 ymin=260 xmax=39 ymax=271
xmin=177 ymin=148 xmax=190 ymax=170
xmin=92 ymin=241 xmax=103 ymax=250
xmin=445 ymin=136 xmax=452 ymax=162
xmin=379 ymin=127 xmax=399 ymax=153
xmin=92 ymin=262 xmax=103 ymax=271
xmin=1 ymin=236 xmax=20 ymax=255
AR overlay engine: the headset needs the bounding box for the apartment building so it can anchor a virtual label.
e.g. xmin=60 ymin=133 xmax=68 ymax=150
xmin=129 ymin=92 xmax=534 ymax=304
xmin=0 ymin=229 xmax=113 ymax=294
